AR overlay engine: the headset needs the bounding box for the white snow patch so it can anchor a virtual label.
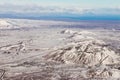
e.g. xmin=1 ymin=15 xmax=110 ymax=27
xmin=61 ymin=29 xmax=77 ymax=34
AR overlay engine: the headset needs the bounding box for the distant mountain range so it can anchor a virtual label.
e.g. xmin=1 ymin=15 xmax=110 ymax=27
xmin=0 ymin=13 xmax=120 ymax=21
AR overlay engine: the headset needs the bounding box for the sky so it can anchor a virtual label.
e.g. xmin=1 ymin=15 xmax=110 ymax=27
xmin=0 ymin=0 xmax=120 ymax=7
xmin=0 ymin=0 xmax=120 ymax=20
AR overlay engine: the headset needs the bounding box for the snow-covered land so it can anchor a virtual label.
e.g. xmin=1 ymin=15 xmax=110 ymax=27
xmin=0 ymin=19 xmax=120 ymax=80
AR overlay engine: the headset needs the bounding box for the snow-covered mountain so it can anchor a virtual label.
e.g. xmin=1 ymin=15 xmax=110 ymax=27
xmin=0 ymin=20 xmax=12 ymax=29
xmin=0 ymin=19 xmax=19 ymax=29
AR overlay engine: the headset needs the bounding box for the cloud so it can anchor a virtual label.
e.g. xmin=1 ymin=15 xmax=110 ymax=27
xmin=0 ymin=4 xmax=120 ymax=17
xmin=0 ymin=4 xmax=82 ymax=14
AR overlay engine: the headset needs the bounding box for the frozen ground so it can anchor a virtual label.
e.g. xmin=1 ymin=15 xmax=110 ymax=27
xmin=0 ymin=19 xmax=120 ymax=80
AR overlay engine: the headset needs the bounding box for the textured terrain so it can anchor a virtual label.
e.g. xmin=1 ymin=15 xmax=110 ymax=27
xmin=0 ymin=19 xmax=120 ymax=80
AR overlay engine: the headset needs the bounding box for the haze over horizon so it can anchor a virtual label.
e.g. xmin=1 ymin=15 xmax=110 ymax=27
xmin=0 ymin=0 xmax=120 ymax=20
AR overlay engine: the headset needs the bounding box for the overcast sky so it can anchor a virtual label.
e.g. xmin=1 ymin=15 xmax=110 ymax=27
xmin=0 ymin=0 xmax=120 ymax=20
xmin=0 ymin=0 xmax=120 ymax=8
